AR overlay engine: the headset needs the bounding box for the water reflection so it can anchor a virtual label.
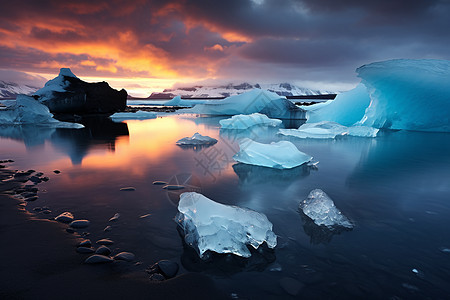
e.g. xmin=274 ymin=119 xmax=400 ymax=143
xmin=233 ymin=163 xmax=312 ymax=187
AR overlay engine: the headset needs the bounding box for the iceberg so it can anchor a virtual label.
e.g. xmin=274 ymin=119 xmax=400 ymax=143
xmin=233 ymin=138 xmax=312 ymax=169
xmin=306 ymin=84 xmax=371 ymax=127
xmin=185 ymin=89 xmax=306 ymax=119
xmin=164 ymin=95 xmax=207 ymax=107
xmin=109 ymin=110 xmax=157 ymax=121
xmin=0 ymin=95 xmax=84 ymax=128
xmin=279 ymin=121 xmax=378 ymax=139
xmin=219 ymin=113 xmax=282 ymax=130
xmin=307 ymin=59 xmax=450 ymax=132
xmin=299 ymin=189 xmax=353 ymax=229
xmin=356 ymin=59 xmax=450 ymax=132
xmin=176 ymin=132 xmax=217 ymax=145
xmin=176 ymin=192 xmax=277 ymax=258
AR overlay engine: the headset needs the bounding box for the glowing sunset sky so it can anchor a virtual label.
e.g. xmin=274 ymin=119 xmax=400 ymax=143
xmin=1 ymin=0 xmax=449 ymax=96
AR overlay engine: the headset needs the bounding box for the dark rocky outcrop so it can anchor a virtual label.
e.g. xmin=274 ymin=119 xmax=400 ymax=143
xmin=34 ymin=68 xmax=127 ymax=114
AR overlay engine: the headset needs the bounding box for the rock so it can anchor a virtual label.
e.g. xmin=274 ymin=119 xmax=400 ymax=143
xmin=104 ymin=225 xmax=112 ymax=232
xmin=76 ymin=247 xmax=94 ymax=254
xmin=81 ymin=232 xmax=90 ymax=237
xmin=69 ymin=220 xmax=90 ymax=228
xmin=78 ymin=239 xmax=91 ymax=247
xmin=55 ymin=212 xmax=74 ymax=223
xmin=21 ymin=192 xmax=37 ymax=198
xmin=119 ymin=187 xmax=135 ymax=191
xmin=149 ymin=260 xmax=179 ymax=279
xmin=84 ymin=255 xmax=113 ymax=264
xmin=34 ymin=68 xmax=127 ymax=114
xmin=41 ymin=177 xmax=49 ymax=182
xmin=35 ymin=172 xmax=44 ymax=177
xmin=149 ymin=273 xmax=165 ymax=281
xmin=24 ymin=196 xmax=38 ymax=202
xmin=66 ymin=228 xmax=76 ymax=234
xmin=113 ymin=252 xmax=135 ymax=262
xmin=95 ymin=246 xmax=111 ymax=255
xmin=162 ymin=185 xmax=185 ymax=190
xmin=53 ymin=170 xmax=61 ymax=174
xmin=152 ymin=181 xmax=167 ymax=185
xmin=109 ymin=213 xmax=120 ymax=222
xmin=33 ymin=207 xmax=43 ymax=212
xmin=139 ymin=214 xmax=151 ymax=219
xmin=96 ymin=238 xmax=114 ymax=245
xmin=28 ymin=176 xmax=42 ymax=183
xmin=280 ymin=277 xmax=304 ymax=296
xmin=42 ymin=209 xmax=51 ymax=214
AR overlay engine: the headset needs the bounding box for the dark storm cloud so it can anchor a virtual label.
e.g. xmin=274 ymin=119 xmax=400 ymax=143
xmin=0 ymin=0 xmax=449 ymax=86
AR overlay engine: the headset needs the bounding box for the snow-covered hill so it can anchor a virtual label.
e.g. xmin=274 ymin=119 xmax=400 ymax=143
xmin=149 ymin=82 xmax=334 ymax=98
xmin=0 ymin=81 xmax=39 ymax=98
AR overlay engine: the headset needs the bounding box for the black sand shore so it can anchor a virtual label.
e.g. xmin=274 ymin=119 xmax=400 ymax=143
xmin=0 ymin=166 xmax=227 ymax=300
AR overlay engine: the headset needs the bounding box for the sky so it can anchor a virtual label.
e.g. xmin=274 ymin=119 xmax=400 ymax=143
xmin=0 ymin=0 xmax=449 ymax=97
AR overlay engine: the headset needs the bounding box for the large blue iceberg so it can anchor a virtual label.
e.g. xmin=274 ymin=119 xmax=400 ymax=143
xmin=307 ymin=59 xmax=450 ymax=132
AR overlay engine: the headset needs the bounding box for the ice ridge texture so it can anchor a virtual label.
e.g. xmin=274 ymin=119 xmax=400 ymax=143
xmin=176 ymin=132 xmax=217 ymax=145
xmin=219 ymin=113 xmax=282 ymax=129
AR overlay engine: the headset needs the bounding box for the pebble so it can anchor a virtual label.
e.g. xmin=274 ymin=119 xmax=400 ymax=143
xmin=113 ymin=252 xmax=135 ymax=262
xmin=149 ymin=273 xmax=165 ymax=281
xmin=280 ymin=277 xmax=304 ymax=296
xmin=104 ymin=225 xmax=112 ymax=232
xmin=96 ymin=246 xmax=111 ymax=255
xmin=109 ymin=213 xmax=120 ymax=222
xmin=78 ymin=239 xmax=91 ymax=247
xmin=152 ymin=181 xmax=167 ymax=185
xmin=53 ymin=170 xmax=61 ymax=174
xmin=96 ymin=238 xmax=114 ymax=245
xmin=69 ymin=220 xmax=90 ymax=228
xmin=148 ymin=260 xmax=179 ymax=279
xmin=84 ymin=255 xmax=113 ymax=264
xmin=120 ymin=187 xmax=136 ymax=191
xmin=76 ymin=247 xmax=95 ymax=254
xmin=162 ymin=185 xmax=185 ymax=190
xmin=55 ymin=212 xmax=74 ymax=223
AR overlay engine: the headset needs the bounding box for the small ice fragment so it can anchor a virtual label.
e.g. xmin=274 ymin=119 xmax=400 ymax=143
xmin=176 ymin=192 xmax=277 ymax=258
xmin=219 ymin=113 xmax=282 ymax=130
xmin=109 ymin=110 xmax=157 ymax=121
xmin=233 ymin=138 xmax=312 ymax=169
xmin=176 ymin=132 xmax=217 ymax=145
xmin=299 ymin=189 xmax=353 ymax=229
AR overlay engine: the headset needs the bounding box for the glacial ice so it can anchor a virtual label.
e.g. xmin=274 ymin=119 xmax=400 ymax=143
xmin=176 ymin=192 xmax=277 ymax=258
xmin=176 ymin=132 xmax=217 ymax=145
xmin=279 ymin=121 xmax=378 ymax=139
xmin=219 ymin=113 xmax=282 ymax=130
xmin=33 ymin=68 xmax=77 ymax=100
xmin=0 ymin=95 xmax=84 ymax=128
xmin=164 ymin=95 xmax=207 ymax=107
xmin=186 ymin=89 xmax=306 ymax=119
xmin=307 ymin=59 xmax=450 ymax=132
xmin=306 ymin=84 xmax=371 ymax=126
xmin=299 ymin=189 xmax=353 ymax=229
xmin=109 ymin=110 xmax=157 ymax=121
xmin=356 ymin=59 xmax=450 ymax=132
xmin=233 ymin=138 xmax=312 ymax=169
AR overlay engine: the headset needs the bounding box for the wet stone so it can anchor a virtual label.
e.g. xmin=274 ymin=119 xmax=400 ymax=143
xmin=78 ymin=239 xmax=91 ymax=247
xmin=104 ymin=225 xmax=112 ymax=232
xmin=42 ymin=210 xmax=51 ymax=214
xmin=95 ymin=246 xmax=111 ymax=256
xmin=77 ymin=247 xmax=95 ymax=254
xmin=84 ymin=255 xmax=113 ymax=264
xmin=28 ymin=176 xmax=42 ymax=183
xmin=69 ymin=220 xmax=90 ymax=228
xmin=42 ymin=177 xmax=49 ymax=182
xmin=113 ymin=252 xmax=135 ymax=262
xmin=96 ymin=238 xmax=114 ymax=245
xmin=152 ymin=181 xmax=167 ymax=185
xmin=25 ymin=196 xmax=38 ymax=202
xmin=53 ymin=170 xmax=61 ymax=174
xmin=162 ymin=185 xmax=185 ymax=190
xmin=66 ymin=228 xmax=76 ymax=234
xmin=33 ymin=207 xmax=43 ymax=212
xmin=55 ymin=212 xmax=74 ymax=223
xmin=109 ymin=213 xmax=120 ymax=222
xmin=120 ymin=187 xmax=135 ymax=191
xmin=148 ymin=260 xmax=179 ymax=279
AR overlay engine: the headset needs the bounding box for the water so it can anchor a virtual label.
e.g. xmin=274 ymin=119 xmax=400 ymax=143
xmin=1 ymin=114 xmax=450 ymax=299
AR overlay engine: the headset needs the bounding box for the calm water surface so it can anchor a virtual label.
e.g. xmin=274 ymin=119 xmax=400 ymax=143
xmin=1 ymin=113 xmax=450 ymax=299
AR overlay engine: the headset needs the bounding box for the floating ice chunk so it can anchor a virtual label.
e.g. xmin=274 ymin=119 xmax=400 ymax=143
xmin=220 ymin=113 xmax=282 ymax=130
xmin=0 ymin=95 xmax=84 ymax=128
xmin=164 ymin=95 xmax=207 ymax=107
xmin=186 ymin=89 xmax=306 ymax=119
xmin=306 ymin=84 xmax=371 ymax=126
xmin=176 ymin=132 xmax=217 ymax=145
xmin=176 ymin=192 xmax=277 ymax=258
xmin=109 ymin=110 xmax=157 ymax=121
xmin=279 ymin=121 xmax=377 ymax=139
xmin=233 ymin=138 xmax=312 ymax=169
xmin=299 ymin=189 xmax=353 ymax=229
xmin=34 ymin=68 xmax=77 ymax=100
xmin=356 ymin=59 xmax=450 ymax=132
